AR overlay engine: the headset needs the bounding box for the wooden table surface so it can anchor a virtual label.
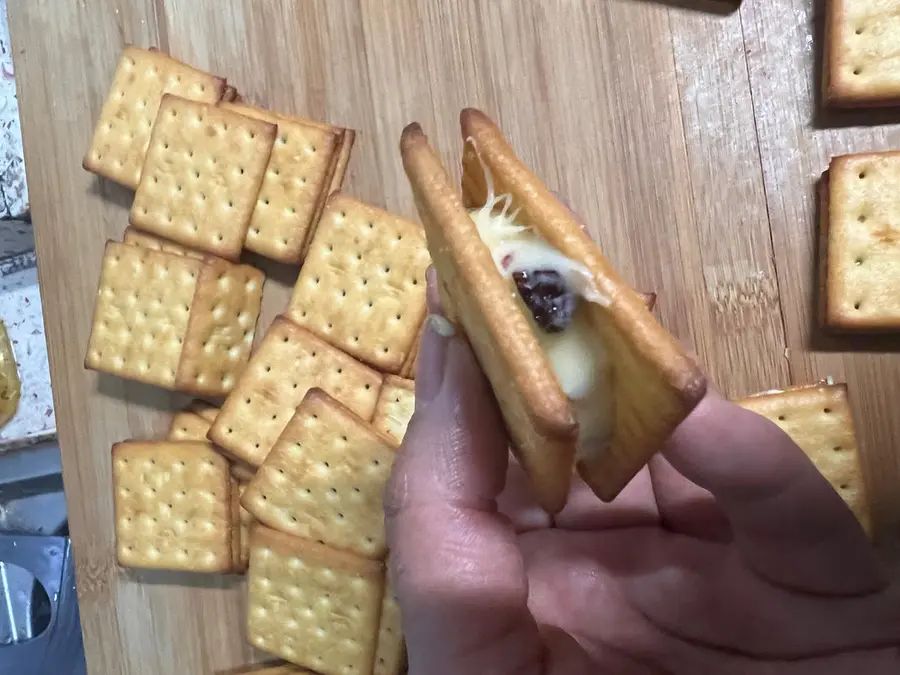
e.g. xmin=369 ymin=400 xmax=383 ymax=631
xmin=9 ymin=0 xmax=900 ymax=672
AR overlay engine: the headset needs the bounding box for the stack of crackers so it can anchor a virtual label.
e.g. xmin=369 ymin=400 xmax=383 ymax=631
xmin=83 ymin=45 xmax=423 ymax=675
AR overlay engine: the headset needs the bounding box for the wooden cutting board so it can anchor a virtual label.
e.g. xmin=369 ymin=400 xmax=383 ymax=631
xmin=9 ymin=0 xmax=900 ymax=673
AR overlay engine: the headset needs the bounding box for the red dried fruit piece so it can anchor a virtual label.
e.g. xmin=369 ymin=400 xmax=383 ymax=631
xmin=512 ymin=269 xmax=576 ymax=333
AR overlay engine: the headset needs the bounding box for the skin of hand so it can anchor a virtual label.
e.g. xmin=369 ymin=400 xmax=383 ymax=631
xmin=384 ymin=273 xmax=900 ymax=675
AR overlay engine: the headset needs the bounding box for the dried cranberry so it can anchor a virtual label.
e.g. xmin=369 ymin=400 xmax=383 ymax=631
xmin=512 ymin=269 xmax=576 ymax=332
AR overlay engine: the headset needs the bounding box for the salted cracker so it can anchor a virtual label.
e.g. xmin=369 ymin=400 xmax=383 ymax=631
xmin=398 ymin=319 xmax=424 ymax=379
xmin=208 ymin=317 xmax=383 ymax=467
xmin=737 ymin=382 xmax=870 ymax=533
xmin=220 ymin=102 xmax=354 ymax=263
xmin=820 ymin=152 xmax=900 ymax=330
xmin=372 ymin=376 xmax=415 ymax=444
xmin=823 ymin=1 xmax=900 ymax=107
xmin=231 ymin=462 xmax=257 ymax=483
xmin=130 ymin=94 xmax=276 ymax=260
xmin=188 ymin=399 xmax=220 ymax=424
xmin=235 ymin=482 xmax=253 ymax=572
xmin=167 ymin=410 xmax=213 ymax=442
xmin=84 ymin=46 xmax=225 ymax=188
xmin=112 ymin=440 xmax=232 ymax=572
xmin=401 ymin=112 xmax=705 ymax=512
xmin=122 ymin=225 xmax=209 ymax=261
xmin=285 ymin=194 xmax=430 ymax=372
xmin=373 ymin=570 xmax=406 ymax=675
xmin=85 ymin=241 xmax=202 ymax=389
xmin=247 ymin=525 xmax=384 ymax=675
xmin=176 ymin=258 xmax=264 ymax=395
xmin=242 ymin=391 xmax=397 ymax=559
xmin=84 ymin=242 xmax=263 ymax=395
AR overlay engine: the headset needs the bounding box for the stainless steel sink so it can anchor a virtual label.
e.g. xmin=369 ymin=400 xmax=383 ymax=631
xmin=0 ymin=444 xmax=86 ymax=675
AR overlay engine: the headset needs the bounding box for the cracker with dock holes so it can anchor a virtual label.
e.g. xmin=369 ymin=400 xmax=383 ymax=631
xmin=823 ymin=0 xmax=900 ymax=107
xmin=372 ymin=376 xmax=415 ymax=444
xmin=284 ymin=194 xmax=430 ymax=373
xmin=130 ymin=94 xmax=276 ymax=260
xmin=820 ymin=152 xmax=900 ymax=331
xmin=220 ymin=102 xmax=356 ymax=263
xmin=373 ymin=570 xmax=406 ymax=675
xmin=247 ymin=525 xmax=384 ymax=675
xmin=83 ymin=46 xmax=225 ymax=189
xmin=84 ymin=242 xmax=263 ymax=396
xmin=242 ymin=390 xmax=397 ymax=559
xmin=112 ymin=440 xmax=232 ymax=572
xmin=123 ymin=226 xmax=209 ymax=261
xmin=401 ymin=111 xmax=705 ymax=512
xmin=737 ymin=382 xmax=870 ymax=533
xmin=208 ymin=317 xmax=383 ymax=467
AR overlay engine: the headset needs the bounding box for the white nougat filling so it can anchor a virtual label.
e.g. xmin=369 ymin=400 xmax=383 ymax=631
xmin=469 ymin=188 xmax=612 ymax=446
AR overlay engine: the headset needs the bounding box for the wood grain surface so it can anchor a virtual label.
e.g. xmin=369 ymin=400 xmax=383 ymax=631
xmin=8 ymin=0 xmax=900 ymax=673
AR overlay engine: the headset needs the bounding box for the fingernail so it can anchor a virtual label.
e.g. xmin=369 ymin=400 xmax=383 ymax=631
xmin=414 ymin=314 xmax=455 ymax=407
xmin=426 ymin=314 xmax=455 ymax=337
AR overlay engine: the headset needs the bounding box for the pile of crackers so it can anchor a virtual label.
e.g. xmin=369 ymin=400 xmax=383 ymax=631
xmin=83 ymin=46 xmax=425 ymax=675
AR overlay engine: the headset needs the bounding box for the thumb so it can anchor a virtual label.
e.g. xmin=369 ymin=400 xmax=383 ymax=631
xmin=384 ymin=318 xmax=543 ymax=675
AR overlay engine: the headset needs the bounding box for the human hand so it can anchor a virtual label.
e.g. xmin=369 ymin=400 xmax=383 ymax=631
xmin=385 ymin=279 xmax=900 ymax=674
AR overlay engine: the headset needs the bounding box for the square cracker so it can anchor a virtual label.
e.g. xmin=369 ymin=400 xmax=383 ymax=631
xmin=112 ymin=440 xmax=232 ymax=572
xmin=85 ymin=241 xmax=202 ymax=389
xmin=175 ymin=257 xmax=264 ymax=395
xmin=247 ymin=525 xmax=384 ymax=675
xmin=373 ymin=571 xmax=406 ymax=675
xmin=220 ymin=102 xmax=354 ymax=263
xmin=400 ymin=112 xmax=705 ymax=512
xmin=242 ymin=391 xmax=397 ymax=559
xmin=372 ymin=376 xmax=415 ymax=444
xmin=130 ymin=94 xmax=276 ymax=260
xmin=123 ymin=225 xmax=209 ymax=261
xmin=823 ymin=1 xmax=900 ymax=107
xmin=85 ymin=241 xmax=263 ymax=395
xmin=284 ymin=194 xmax=430 ymax=372
xmin=737 ymin=382 xmax=870 ymax=533
xmin=209 ymin=316 xmax=383 ymax=467
xmin=83 ymin=46 xmax=225 ymax=189
xmin=235 ymin=482 xmax=254 ymax=572
xmin=819 ymin=153 xmax=900 ymax=330
xmin=188 ymin=399 xmax=220 ymax=424
xmin=168 ymin=410 xmax=214 ymax=442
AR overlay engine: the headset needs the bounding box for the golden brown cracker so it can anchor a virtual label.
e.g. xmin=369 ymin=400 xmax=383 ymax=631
xmin=247 ymin=526 xmax=384 ymax=674
xmin=236 ymin=482 xmax=254 ymax=572
xmin=373 ymin=571 xmax=406 ymax=675
xmin=824 ymin=1 xmax=900 ymax=107
xmin=242 ymin=391 xmax=397 ymax=560
xmin=122 ymin=226 xmax=211 ymax=260
xmin=130 ymin=94 xmax=276 ymax=260
xmin=231 ymin=461 xmax=257 ymax=483
xmin=220 ymin=102 xmax=350 ymax=263
xmin=84 ymin=46 xmax=225 ymax=188
xmin=398 ymin=319 xmax=424 ymax=380
xmin=188 ymin=399 xmax=220 ymax=423
xmin=737 ymin=382 xmax=870 ymax=533
xmin=85 ymin=241 xmax=202 ymax=389
xmin=175 ymin=258 xmax=264 ymax=395
xmin=401 ymin=112 xmax=706 ymax=511
xmin=284 ymin=194 xmax=430 ymax=373
xmin=820 ymin=152 xmax=900 ymax=330
xmin=372 ymin=376 xmax=415 ymax=444
xmin=112 ymin=440 xmax=232 ymax=572
xmin=209 ymin=317 xmax=383 ymax=467
xmin=167 ymin=410 xmax=213 ymax=442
